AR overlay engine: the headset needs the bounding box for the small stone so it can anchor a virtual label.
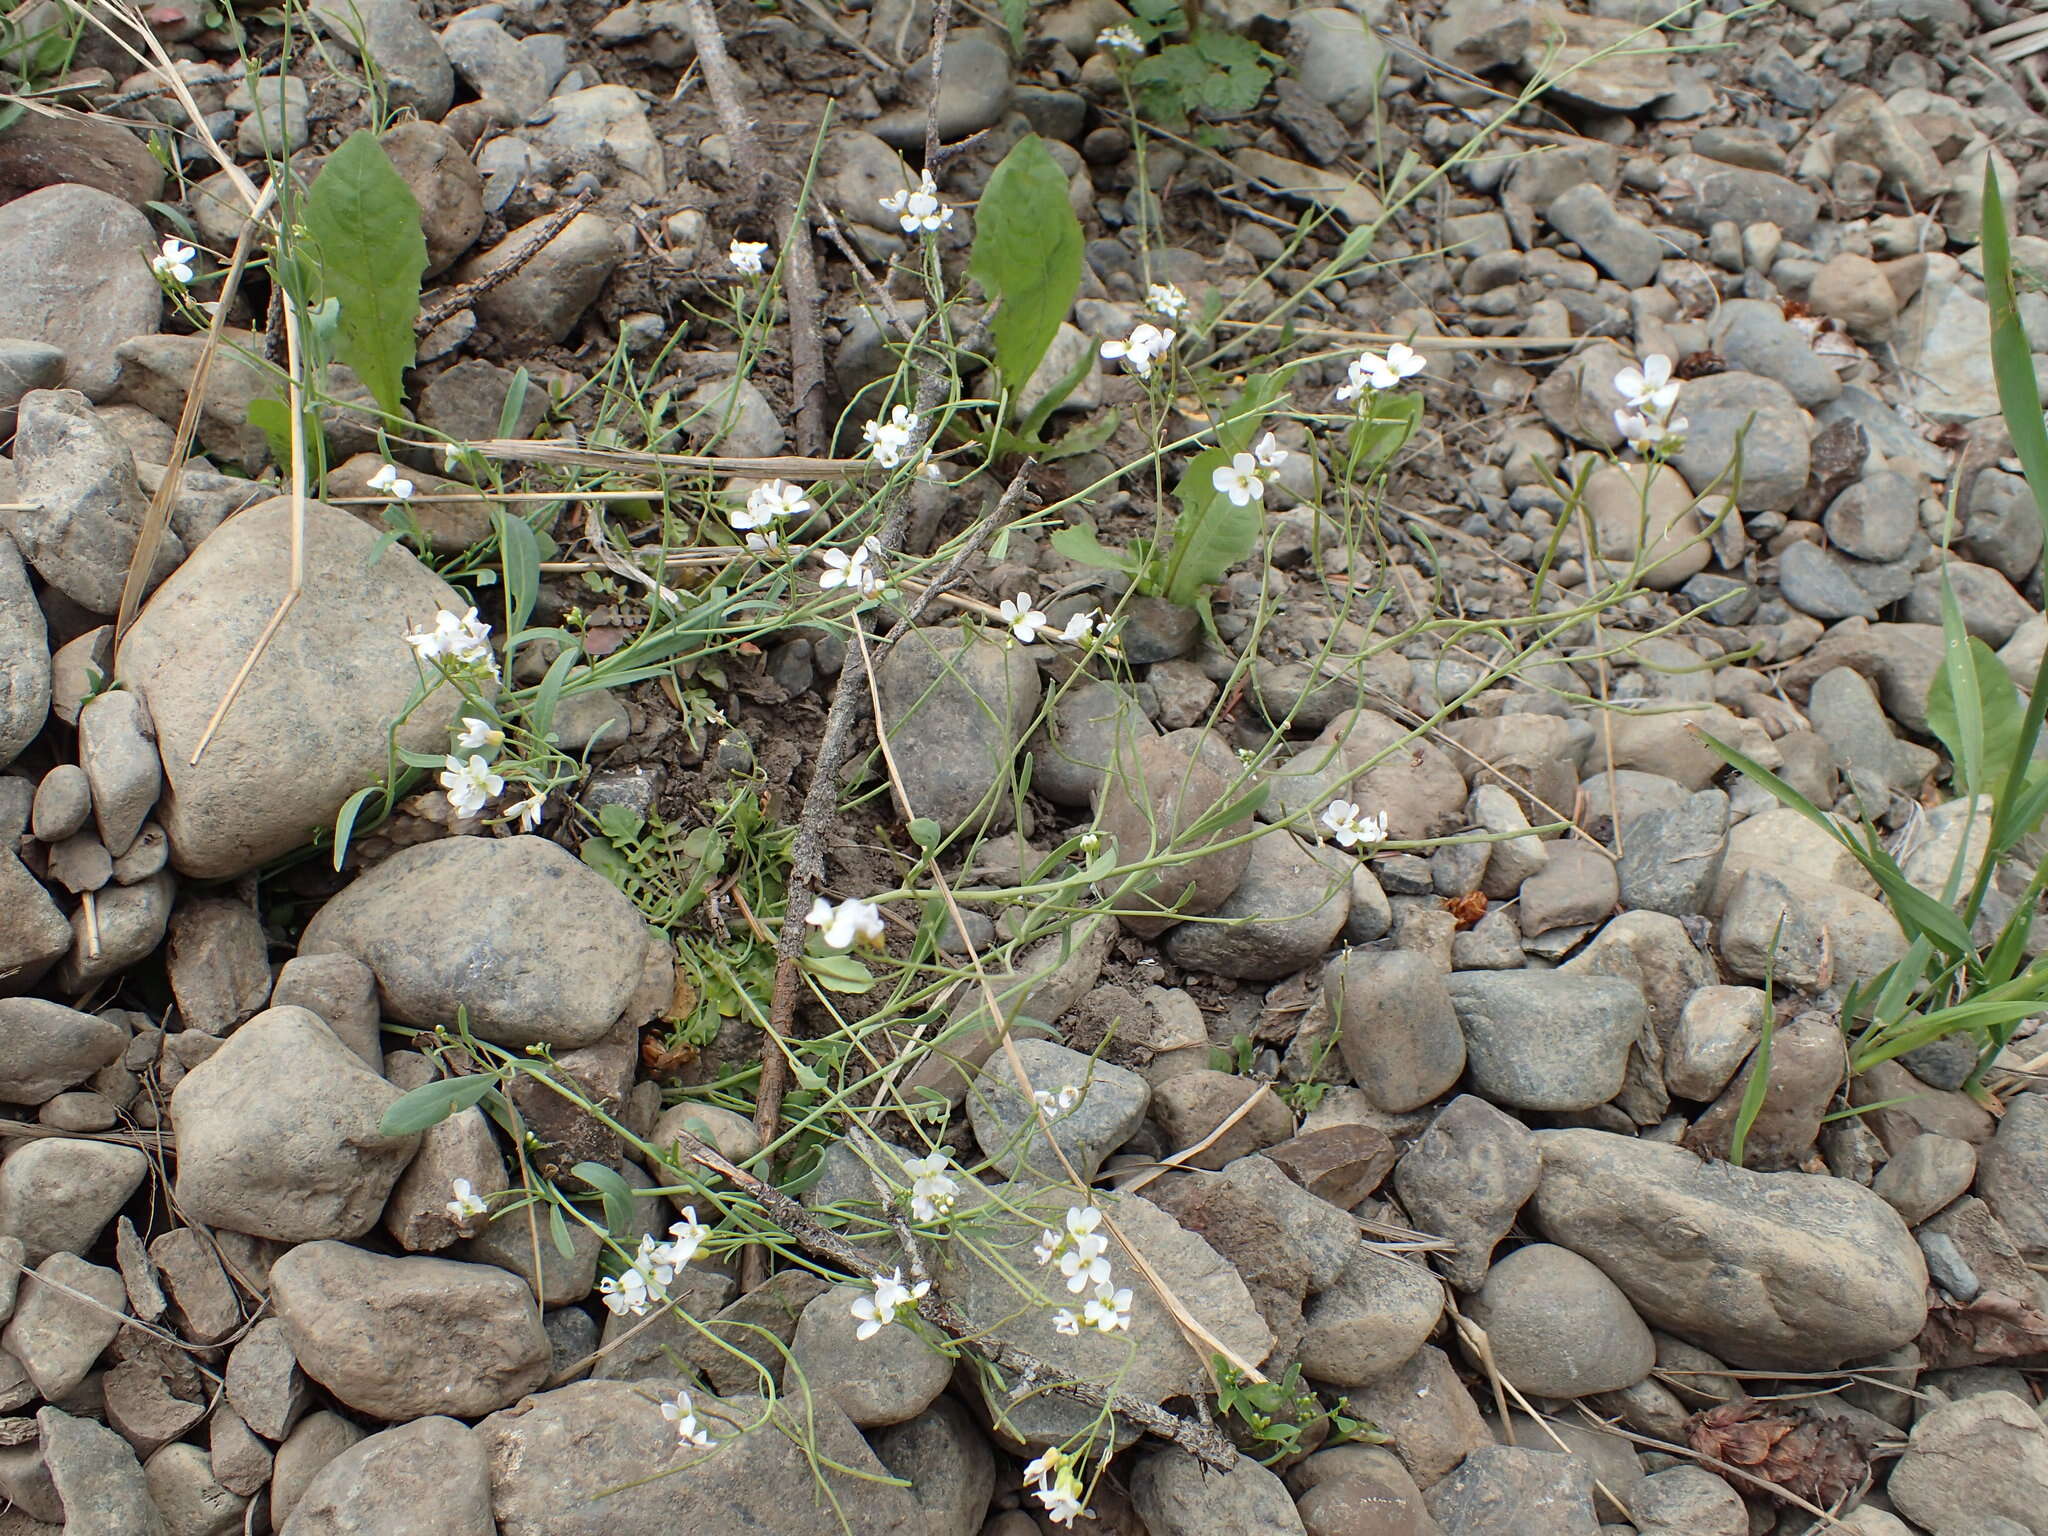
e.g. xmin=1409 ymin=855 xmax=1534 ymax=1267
xmin=1626 ymin=1464 xmax=1744 ymax=1536
xmin=1447 ymin=971 xmax=1646 ymax=1112
xmin=0 ymin=1000 xmax=127 ymax=1104
xmin=268 ymin=952 xmax=381 ymax=1069
xmin=1873 ymin=1134 xmax=1976 ymax=1228
xmin=143 ymin=1441 xmax=242 ymax=1536
xmin=458 ymin=212 xmax=623 ymax=349
xmin=1262 ymin=709 xmax=1467 ymax=840
xmin=43 ymin=831 xmax=106 ymax=896
xmin=876 ymin=626 xmax=1041 ymax=839
xmin=1160 ymin=831 xmax=1349 ymax=981
xmin=207 ymin=1407 xmax=272 ymax=1497
xmin=1904 ymin=560 xmax=2034 ymax=647
xmin=1028 ymin=681 xmax=1156 ymax=808
xmin=1824 ymin=472 xmax=1918 ymax=562
xmin=1395 ymin=1095 xmax=1540 ymax=1292
xmin=1669 ymin=372 xmax=1811 ymax=513
xmin=1518 ymin=843 xmax=1618 ymax=935
xmin=2 ymin=1254 xmax=127 ymax=1399
xmin=1616 ymin=789 xmax=1727 ymax=917
xmin=874 ymin=29 xmax=1013 ymax=147
xmin=1663 ymin=985 xmax=1765 ymax=1101
xmin=1467 ymin=1244 xmax=1654 ymax=1398
xmin=1889 ymin=1392 xmax=2048 ymax=1536
xmin=53 ymin=868 xmax=174 ymax=992
xmin=1426 ymin=1445 xmax=1598 ymax=1536
xmin=966 ymin=1038 xmax=1148 ymax=1182
xmin=1778 ymin=540 xmax=1877 ymax=622
xmin=379 ymin=121 xmax=485 ymax=277
xmin=1149 ymin=1071 xmax=1294 ymax=1169
xmin=0 ymin=187 xmax=160 ymax=400
xmin=786 ymin=1282 xmax=949 ymax=1428
xmin=0 ymin=1137 xmax=147 ymax=1262
xmin=165 ymin=895 xmax=270 ymax=1036
xmin=1299 ymin=1247 xmax=1442 ymax=1387
xmin=1339 ymin=1345 xmax=1492 ymax=1488
xmin=1264 ymin=1124 xmax=1396 ymax=1208
xmin=225 ymin=1316 xmax=309 ymax=1439
xmin=270 ymin=1411 xmax=366 ymax=1528
xmin=442 ymin=15 xmax=550 ymax=123
xmin=280 ymin=1415 xmax=494 ymax=1536
xmin=867 ymin=1397 xmax=994 ymax=1536
xmin=1130 ymin=1445 xmax=1305 ymax=1536
xmin=1975 ymin=1094 xmax=2048 ymax=1262
xmin=1095 ymin=736 xmax=1253 ymax=936
xmin=148 ymin=1229 xmax=240 ymax=1346
xmin=103 ymin=1361 xmax=205 ymax=1459
xmin=1711 ymin=298 xmax=1840 ymax=406
xmin=1719 ymin=865 xmax=1904 ymax=998
xmin=29 ymin=767 xmax=87 ymax=843
xmin=385 ymin=1107 xmax=506 ymax=1253
xmin=1686 ymin=1013 xmax=1843 ymax=1170
xmin=1328 ymin=949 xmax=1467 ymax=1113
xmin=308 ymin=0 xmax=455 ymax=117
xmin=1545 ymin=183 xmax=1661 ymax=289
xmin=40 ymin=1407 xmax=162 ymax=1536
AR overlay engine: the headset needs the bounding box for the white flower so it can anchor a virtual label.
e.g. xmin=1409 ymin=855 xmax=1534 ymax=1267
xmin=745 ymin=527 xmax=799 ymax=556
xmin=444 ymin=1179 xmax=489 ymax=1222
xmin=1252 ymin=431 xmax=1289 ymax=469
xmin=1100 ymin=322 xmax=1176 ymax=378
xmin=1035 ymin=1468 xmax=1088 ymax=1527
xmin=878 ymin=170 xmax=954 ymax=235
xmin=851 ymin=1268 xmax=929 ymax=1339
xmin=599 ymin=1267 xmax=651 ymax=1316
xmin=1378 ymin=341 xmax=1426 ymax=382
xmin=1059 ymin=1239 xmax=1111 ymax=1294
xmin=456 ymin=717 xmax=502 ymax=752
xmin=1032 ymin=1085 xmax=1081 ymax=1116
xmin=903 ymin=1151 xmax=961 ymax=1223
xmin=818 ymin=538 xmax=883 ymax=597
xmin=661 ymin=1389 xmax=716 ymax=1448
xmin=1321 ymin=799 xmax=1389 ymax=848
xmin=368 ymin=461 xmax=415 ymax=500
xmin=1614 ymin=353 xmax=1679 ymax=418
xmin=999 ymin=590 xmax=1049 ymax=644
xmin=1211 ymin=451 xmax=1264 ymax=507
xmin=1059 ymin=610 xmax=1104 ymax=644
xmin=1052 ymin=1307 xmax=1081 ymax=1335
xmin=728 ymin=238 xmax=769 ymax=275
xmin=1096 ymin=23 xmax=1144 ymax=53
xmin=653 ymin=1209 xmax=710 ymax=1270
xmin=1083 ymin=1282 xmax=1133 ymax=1332
xmin=1614 ymin=407 xmax=1687 ymax=455
xmin=1147 ymin=281 xmax=1188 ymax=320
xmin=1022 ymin=1450 xmax=1065 ymax=1491
xmin=806 ymin=895 xmax=887 ymax=949
xmin=151 ymin=236 xmax=196 ymax=285
xmin=1078 ymin=831 xmax=1100 ymax=853
xmin=509 ymin=790 xmax=546 ymax=832
xmin=862 ymin=404 xmax=920 ymax=467
xmin=1335 ymin=342 xmax=1426 ymax=404
xmin=439 ymin=754 xmax=503 ymax=819
xmin=405 ymin=607 xmax=496 ymax=672
xmin=635 ymin=1233 xmax=677 ymax=1291
xmin=734 ymin=478 xmax=811 ymax=531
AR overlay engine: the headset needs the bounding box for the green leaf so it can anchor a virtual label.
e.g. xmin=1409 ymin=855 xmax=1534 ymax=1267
xmin=968 ymin=135 xmax=1084 ymax=408
xmin=331 ymin=784 xmax=381 ymax=871
xmin=548 ymin=1203 xmax=575 ymax=1261
xmin=1050 ymin=524 xmax=1142 ymax=575
xmin=1000 ymin=0 xmax=1029 ymax=49
xmin=570 ymin=1161 xmax=638 ymax=1237
xmin=907 ymin=817 xmax=942 ymax=850
xmin=804 ymin=952 xmax=877 ymax=993
xmin=247 ymin=396 xmax=295 ymax=472
xmin=579 ymin=835 xmax=631 ymax=885
xmin=379 ymin=1074 xmax=496 ymax=1137
xmin=494 ymin=509 xmax=541 ymax=638
xmin=1045 ymin=409 xmax=1120 ymax=461
xmin=301 ymin=130 xmax=428 ymax=420
xmin=1162 ymin=447 xmax=1262 ymax=606
xmin=1980 ymin=162 xmax=2048 ymax=542
xmin=1347 ymin=392 xmax=1422 ymax=475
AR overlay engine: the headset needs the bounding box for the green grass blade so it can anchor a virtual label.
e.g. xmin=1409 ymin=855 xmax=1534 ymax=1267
xmin=1981 ymin=162 xmax=2048 ymax=531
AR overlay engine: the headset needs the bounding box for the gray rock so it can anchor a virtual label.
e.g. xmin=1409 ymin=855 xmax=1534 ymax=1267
xmin=866 ymin=1397 xmax=993 ymax=1536
xmin=478 ymin=1380 xmax=923 ymax=1534
xmin=271 ymin=1242 xmax=550 ymax=1421
xmin=52 ymin=868 xmax=174 ymax=992
xmin=1825 ymin=472 xmax=1918 ymax=563
xmin=874 ymin=29 xmax=1013 ymax=148
xmin=1096 ymin=736 xmax=1253 ymax=937
xmin=966 ymin=1037 xmax=1147 ymax=1181
xmin=1896 ymin=274 xmax=1998 ymax=425
xmin=876 ymin=626 xmax=1040 ymax=838
xmin=380 ymin=121 xmax=486 ymax=278
xmin=1534 ymin=340 xmax=1636 ymax=450
xmin=460 ymin=212 xmax=623 ymax=348
xmin=270 ymin=951 xmax=381 ymax=1068
xmin=1629 ymin=1465 xmax=1744 ymax=1536
xmin=442 ymin=15 xmax=549 ymax=122
xmin=1959 ymin=467 xmax=2044 ymax=583
xmin=1262 ymin=708 xmax=1467 ymax=840
xmin=1029 ymin=680 xmax=1156 ymax=808
xmin=1873 ymin=1134 xmax=1975 ymax=1227
xmin=1807 ymin=665 xmax=1937 ymax=807
xmin=1329 ymin=949 xmax=1467 ymax=1113
xmin=115 ymin=498 xmax=465 ymax=878
xmin=308 ymin=0 xmax=455 ymax=117
xmin=1161 ymin=830 xmax=1349 ymax=980
xmin=1581 ymin=461 xmax=1710 ymax=591
xmin=1809 ymin=253 xmax=1900 ymax=341
xmin=165 ymin=894 xmax=269 ymax=1036
xmin=301 ymin=835 xmax=653 ymax=1048
xmin=1669 ymin=372 xmax=1811 ymax=514
xmin=3 ymin=1254 xmax=127 ymax=1399
xmin=1299 ymin=1247 xmax=1442 ymax=1388
xmin=1545 ymin=183 xmax=1660 ymax=289
xmin=143 ymin=1441 xmax=244 ymax=1536
xmin=1339 ymin=1344 xmax=1489 ymax=1488
xmin=1719 ymin=865 xmax=1904 ymax=997
xmin=1518 ymin=843 xmax=1618 ymax=935
xmin=0 ymin=186 xmax=161 ymax=400
xmin=1286 ymin=7 xmax=1388 ymax=124
xmin=170 ymin=1006 xmax=415 ymax=1242
xmin=680 ymin=374 xmax=784 ymax=458
xmin=1663 ymin=986 xmax=1765 ymax=1101
xmin=149 ymin=1228 xmax=240 ymax=1347
xmin=1533 ymin=1129 xmax=1928 ymax=1368
xmin=1710 ymin=299 xmax=1840 ymax=406
xmin=1427 ymin=1445 xmax=1597 ymax=1536
xmin=1395 ymin=1095 xmax=1540 ymax=1292
xmin=1216 ymin=1153 xmax=1359 ymax=1291
xmin=0 ymin=851 xmax=71 ymax=995
xmin=1131 ymin=1446 xmax=1306 ymax=1536
xmin=1468 ymin=1243 xmax=1653 ymax=1398
xmin=208 ymin=1407 xmax=273 ymax=1498
xmin=77 ymin=689 xmax=159 ymax=858
xmin=8 ymin=389 xmax=180 ymax=615
xmin=1975 ymin=1094 xmax=2048 ymax=1262
xmin=1660 ymin=153 xmax=1820 ymax=243
xmin=40 ymin=1408 xmax=164 ymax=1536
xmin=0 ymin=1000 xmax=126 ymax=1103
xmin=1447 ymin=972 xmax=1646 ymax=1112
xmin=1687 ymin=1011 xmax=1844 ymax=1169
xmin=1615 ymin=788 xmax=1726 ymax=917
xmin=454 ymin=1196 xmax=601 ymax=1309
xmin=538 ymin=84 xmax=664 ymax=200
xmin=30 ymin=766 xmax=87 ymax=842
xmin=1904 ymin=561 xmax=2033 ymax=647
xmin=282 ymin=1415 xmax=495 ymax=1536
xmin=386 ymin=1107 xmax=505 ymax=1252
xmin=109 ymin=330 xmax=273 ymax=472
xmin=1777 ymin=540 xmax=1877 ymax=621
xmin=1826 ymin=86 xmax=1944 ymax=203
xmin=1149 ymin=1071 xmax=1294 ymax=1169
xmin=0 ymin=339 xmax=65 ymax=437
xmin=787 ymin=1282 xmax=950 ymax=1428
xmin=1895 ymin=1394 xmax=2048 ymax=1536
xmin=0 ymin=532 xmax=48 ymax=768
xmin=0 ymin=1137 xmax=147 ymax=1262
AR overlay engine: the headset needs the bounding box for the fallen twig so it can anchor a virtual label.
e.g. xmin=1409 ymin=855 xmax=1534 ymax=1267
xmin=415 ymin=187 xmax=597 ymax=335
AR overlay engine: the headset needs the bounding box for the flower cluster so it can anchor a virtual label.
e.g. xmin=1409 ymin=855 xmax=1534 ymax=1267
xmin=1613 ymin=354 xmax=1686 ymax=455
xmin=1334 ymin=341 xmax=1426 ymax=406
xmin=1321 ymin=799 xmax=1389 ymax=849
xmin=806 ymin=895 xmax=886 ymax=949
xmin=369 ymin=461 xmax=415 ymax=500
xmin=661 ymin=1389 xmax=716 ymax=1449
xmin=732 ymin=478 xmax=810 ymax=533
xmin=862 ymin=404 xmax=921 ymax=468
xmin=1147 ymin=282 xmax=1188 ymax=321
xmin=405 ymin=607 xmax=498 ymax=676
xmin=151 ymin=236 xmax=197 ymax=286
xmin=1096 ymin=23 xmax=1144 ymax=54
xmin=1035 ymin=1206 xmax=1134 ymax=1336
xmin=600 ymin=1213 xmax=709 ymax=1317
xmin=728 ymin=238 xmax=769 ymax=275
xmin=1211 ymin=434 xmax=1288 ymax=508
xmin=903 ymin=1150 xmax=961 ymax=1223
xmin=995 ymin=590 xmax=1106 ymax=648
xmin=880 ymin=170 xmax=954 ymax=235
xmin=1032 ymin=1084 xmax=1081 ymax=1117
xmin=1023 ymin=1448 xmax=1089 ymax=1526
xmin=851 ymin=1267 xmax=930 ymax=1338
xmin=1100 ymin=322 xmax=1176 ymax=378
xmin=818 ymin=537 xmax=885 ymax=598
xmin=434 ymin=709 xmax=544 ymax=830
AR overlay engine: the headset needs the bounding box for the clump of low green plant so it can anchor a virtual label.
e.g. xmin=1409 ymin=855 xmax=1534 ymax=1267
xmin=1121 ymin=0 xmax=1274 ymax=132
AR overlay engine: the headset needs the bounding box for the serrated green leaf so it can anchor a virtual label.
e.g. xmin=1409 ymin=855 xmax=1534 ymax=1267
xmin=301 ymin=130 xmax=428 ymax=420
xmin=379 ymin=1074 xmax=496 ymax=1137
xmin=968 ymin=135 xmax=1084 ymax=409
xmin=570 ymin=1161 xmax=637 ymax=1237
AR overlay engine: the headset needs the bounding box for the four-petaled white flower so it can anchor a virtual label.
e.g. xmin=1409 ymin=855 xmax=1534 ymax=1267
xmin=879 ymin=170 xmax=954 ymax=235
xmin=1083 ymin=1283 xmax=1133 ymax=1332
xmin=1321 ymin=798 xmax=1389 ymax=849
xmin=806 ymin=895 xmax=887 ymax=950
xmin=1096 ymin=23 xmax=1145 ymax=53
xmin=1211 ymin=452 xmax=1265 ymax=508
xmin=728 ymin=238 xmax=769 ymax=275
xmin=439 ymin=754 xmax=503 ymax=819
xmin=745 ymin=527 xmax=798 ymax=556
xmin=509 ymin=791 xmax=547 ymax=832
xmin=1032 ymin=1085 xmax=1081 ymax=1117
xmin=1052 ymin=1307 xmax=1081 ymax=1335
xmin=151 ymin=237 xmax=197 ymax=285
xmin=445 ymin=1179 xmax=489 ymax=1222
xmin=368 ymin=461 xmax=415 ymax=500
xmin=1614 ymin=353 xmax=1679 ymax=418
xmin=1024 ymin=1450 xmax=1088 ymax=1527
xmin=599 ymin=1267 xmax=652 ymax=1316
xmin=851 ymin=1268 xmax=929 ymax=1339
xmin=654 ymin=1209 xmax=710 ymax=1271
xmin=635 ymin=1233 xmax=676 ymax=1291
xmin=1614 ymin=405 xmax=1687 ymax=455
xmin=661 ymin=1389 xmax=716 ymax=1448
xmin=999 ymin=590 xmax=1050 ymax=644
xmin=903 ymin=1151 xmax=961 ymax=1223
xmin=1147 ymin=281 xmax=1188 ymax=320
xmin=1036 ymin=1206 xmax=1113 ymax=1295
xmin=456 ymin=717 xmax=502 ymax=752
xmin=818 ymin=538 xmax=884 ymax=597
xmin=405 ymin=607 xmax=497 ymax=672
xmin=1335 ymin=342 xmax=1427 ymax=404
xmin=1252 ymin=432 xmax=1289 ymax=469
xmin=734 ymin=478 xmax=811 ymax=531
xmin=1100 ymin=322 xmax=1176 ymax=378
xmin=862 ymin=404 xmax=921 ymax=467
